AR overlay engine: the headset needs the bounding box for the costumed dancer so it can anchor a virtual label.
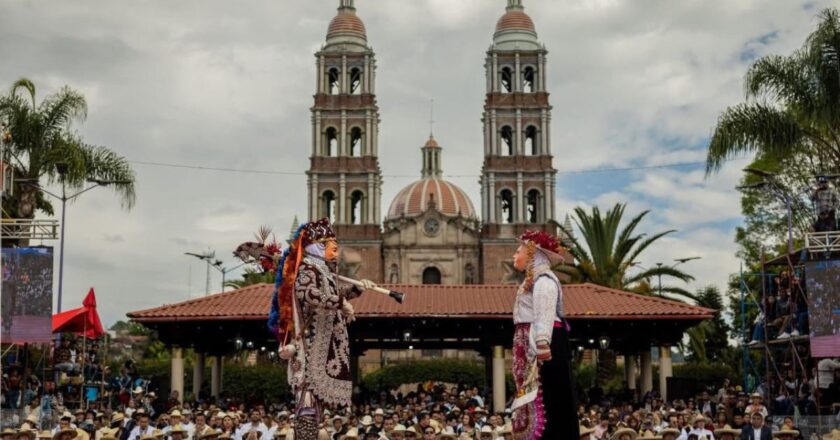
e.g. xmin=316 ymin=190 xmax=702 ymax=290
xmin=268 ymin=218 xmax=377 ymax=440
xmin=510 ymin=230 xmax=578 ymax=440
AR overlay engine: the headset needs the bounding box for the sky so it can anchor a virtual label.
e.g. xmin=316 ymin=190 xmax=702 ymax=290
xmin=0 ymin=0 xmax=831 ymax=327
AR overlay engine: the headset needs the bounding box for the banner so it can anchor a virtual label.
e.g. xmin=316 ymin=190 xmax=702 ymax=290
xmin=804 ymin=259 xmax=840 ymax=357
xmin=1 ymin=247 xmax=54 ymax=343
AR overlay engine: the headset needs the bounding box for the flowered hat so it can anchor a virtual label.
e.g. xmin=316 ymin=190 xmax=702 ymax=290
xmin=518 ymin=230 xmax=565 ymax=264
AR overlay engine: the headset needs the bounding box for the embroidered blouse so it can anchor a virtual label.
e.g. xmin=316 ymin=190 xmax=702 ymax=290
xmin=513 ymin=265 xmax=563 ymax=347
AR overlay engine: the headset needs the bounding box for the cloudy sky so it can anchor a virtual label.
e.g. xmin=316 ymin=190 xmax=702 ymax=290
xmin=1 ymin=0 xmax=830 ymax=326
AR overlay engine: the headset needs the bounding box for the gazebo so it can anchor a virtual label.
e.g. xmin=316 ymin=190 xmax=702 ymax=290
xmin=128 ymin=282 xmax=713 ymax=411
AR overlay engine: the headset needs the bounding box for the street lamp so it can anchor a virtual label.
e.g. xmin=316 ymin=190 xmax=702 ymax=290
xmin=210 ymin=260 xmax=247 ymax=292
xmin=27 ymin=164 xmax=131 ymax=313
xmin=185 ymin=250 xmax=216 ymax=296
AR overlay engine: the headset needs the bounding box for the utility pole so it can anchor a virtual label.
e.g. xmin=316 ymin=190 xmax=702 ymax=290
xmin=185 ymin=250 xmax=216 ymax=296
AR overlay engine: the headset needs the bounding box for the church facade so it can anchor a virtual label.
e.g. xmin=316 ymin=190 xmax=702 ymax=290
xmin=306 ymin=0 xmax=559 ymax=286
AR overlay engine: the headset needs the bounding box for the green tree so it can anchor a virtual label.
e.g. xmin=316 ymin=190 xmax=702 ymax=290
xmin=706 ymin=8 xmax=840 ymax=234
xmin=557 ymin=203 xmax=695 ymax=301
xmin=685 ymin=286 xmax=730 ymax=362
xmin=557 ymin=203 xmax=695 ymax=384
xmin=0 ymin=79 xmax=135 ymax=242
xmin=223 ymin=268 xmax=275 ymax=290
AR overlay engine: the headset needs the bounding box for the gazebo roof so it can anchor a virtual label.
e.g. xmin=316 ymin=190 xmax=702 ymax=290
xmin=127 ymin=282 xmax=714 ymax=323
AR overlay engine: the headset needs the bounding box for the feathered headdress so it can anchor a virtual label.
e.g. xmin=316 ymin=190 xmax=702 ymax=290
xmin=267 ymin=224 xmax=305 ymax=343
xmin=518 ymin=229 xmax=565 ymax=264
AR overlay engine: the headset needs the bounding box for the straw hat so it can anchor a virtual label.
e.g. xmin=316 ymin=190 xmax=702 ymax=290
xmin=392 ymin=425 xmax=406 ymax=433
xmin=169 ymin=410 xmax=182 ymax=418
xmin=200 ymin=430 xmax=221 ymax=439
xmin=153 ymin=430 xmax=165 ymax=439
xmin=16 ymin=431 xmax=36 ymax=440
xmin=658 ymin=428 xmax=681 ymax=438
xmin=360 ymin=416 xmax=373 ymax=426
xmin=110 ymin=413 xmax=124 ymax=425
xmin=692 ymin=415 xmax=707 ymax=425
xmin=36 ymin=432 xmax=52 ymax=440
xmin=405 ymin=426 xmax=419 ymax=434
xmin=52 ymin=429 xmax=78 ymax=440
xmin=438 ymin=427 xmax=457 ymax=439
xmin=1 ymin=429 xmax=16 ymax=438
xmin=343 ymin=428 xmax=360 ymax=440
xmin=168 ymin=425 xmax=187 ymax=436
xmin=611 ymin=428 xmax=638 ymax=440
xmin=774 ymin=428 xmax=799 ymax=438
xmin=99 ymin=429 xmax=119 ymax=440
xmin=638 ymin=431 xmax=660 ymax=440
xmin=139 ymin=434 xmax=156 ymax=440
xmin=373 ymin=409 xmax=385 ymax=416
xmin=714 ymin=425 xmax=740 ymax=436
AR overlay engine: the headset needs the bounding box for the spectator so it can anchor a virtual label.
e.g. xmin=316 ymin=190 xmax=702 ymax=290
xmin=810 ymin=177 xmax=839 ymax=232
xmin=739 ymin=411 xmax=771 ymax=440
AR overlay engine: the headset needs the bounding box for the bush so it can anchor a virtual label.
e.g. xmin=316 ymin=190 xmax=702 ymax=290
xmin=362 ymin=359 xmax=485 ymax=391
xmin=673 ymin=362 xmax=735 ymax=384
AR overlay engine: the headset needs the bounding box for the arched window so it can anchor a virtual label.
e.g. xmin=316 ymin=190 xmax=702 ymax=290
xmin=500 ymin=189 xmax=514 ymax=224
xmin=350 ymin=127 xmax=363 ymax=157
xmin=526 ymin=189 xmax=540 ymax=223
xmin=322 ymin=190 xmax=336 ymax=223
xmin=522 ymin=66 xmax=535 ymax=93
xmin=350 ymin=190 xmax=364 ymax=225
xmin=524 ymin=126 xmax=538 ymax=155
xmin=500 ymin=67 xmax=513 ymax=93
xmin=422 ymin=267 xmax=441 ymax=285
xmin=328 ymin=68 xmax=340 ymax=95
xmin=389 ymin=264 xmax=400 ymax=284
xmin=464 ymin=264 xmax=475 ymax=285
xmin=325 ymin=127 xmax=338 ymax=157
xmin=349 ymin=67 xmax=362 ymax=95
xmin=500 ymin=126 xmax=514 ymax=156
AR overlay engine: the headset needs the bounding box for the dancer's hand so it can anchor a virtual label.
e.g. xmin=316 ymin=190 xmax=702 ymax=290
xmin=359 ymin=279 xmax=377 ymax=290
xmin=536 ymin=343 xmax=552 ymax=362
xmin=342 ymin=300 xmax=356 ymax=323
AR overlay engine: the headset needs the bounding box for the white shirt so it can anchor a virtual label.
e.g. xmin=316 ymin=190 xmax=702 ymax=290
xmin=677 ymin=429 xmax=714 ymax=440
xmin=753 ymin=426 xmax=762 ymax=439
xmin=128 ymin=425 xmax=154 ymax=440
xmin=818 ymin=359 xmax=840 ymax=389
xmin=235 ymin=422 xmax=268 ymax=440
xmin=513 ymin=268 xmax=562 ymax=350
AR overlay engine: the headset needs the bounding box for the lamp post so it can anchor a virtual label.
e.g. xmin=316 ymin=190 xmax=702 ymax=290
xmin=656 ymin=257 xmax=701 ymax=297
xmin=185 ymin=251 xmax=216 ymax=296
xmin=29 ymin=164 xmax=131 ymax=313
xmin=210 ymin=260 xmax=247 ymax=292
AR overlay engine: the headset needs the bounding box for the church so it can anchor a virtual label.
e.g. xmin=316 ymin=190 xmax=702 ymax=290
xmin=306 ymin=0 xmax=560 ymax=286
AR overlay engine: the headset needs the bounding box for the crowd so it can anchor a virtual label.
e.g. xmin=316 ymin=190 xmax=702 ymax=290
xmin=3 ymin=371 xmax=840 ymax=440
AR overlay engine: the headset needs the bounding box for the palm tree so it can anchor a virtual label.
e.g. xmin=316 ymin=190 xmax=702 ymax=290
xmin=557 ymin=203 xmax=695 ymax=385
xmin=706 ymin=8 xmax=840 ymax=178
xmin=557 ymin=203 xmax=696 ymax=302
xmin=0 ymin=78 xmax=135 ymax=243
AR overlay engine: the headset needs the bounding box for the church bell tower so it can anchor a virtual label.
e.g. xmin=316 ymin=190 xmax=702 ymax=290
xmin=307 ymin=0 xmax=383 ymax=282
xmin=480 ymin=0 xmax=558 ymax=283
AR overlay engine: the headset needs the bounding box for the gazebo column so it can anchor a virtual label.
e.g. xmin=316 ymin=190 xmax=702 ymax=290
xmin=658 ymin=345 xmax=673 ymax=399
xmin=210 ymin=356 xmax=223 ymax=399
xmin=624 ymin=354 xmax=637 ymax=390
xmin=492 ymin=346 xmax=505 ymax=413
xmin=193 ymin=352 xmax=205 ymax=399
xmin=640 ymin=349 xmax=653 ymax=395
xmin=171 ymin=347 xmax=184 ymax=402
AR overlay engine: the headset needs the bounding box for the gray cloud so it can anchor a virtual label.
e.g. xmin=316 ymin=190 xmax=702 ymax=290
xmin=1 ymin=0 xmax=830 ymax=325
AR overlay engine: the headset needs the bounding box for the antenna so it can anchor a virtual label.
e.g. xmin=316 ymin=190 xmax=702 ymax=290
xmin=429 ymin=98 xmax=435 ymax=137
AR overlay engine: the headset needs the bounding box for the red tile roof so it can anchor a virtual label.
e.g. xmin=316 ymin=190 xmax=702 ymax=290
xmin=127 ymin=283 xmax=714 ymax=323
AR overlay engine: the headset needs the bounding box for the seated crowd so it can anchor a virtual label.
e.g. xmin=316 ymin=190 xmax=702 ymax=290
xmin=3 ymin=372 xmax=839 ymax=440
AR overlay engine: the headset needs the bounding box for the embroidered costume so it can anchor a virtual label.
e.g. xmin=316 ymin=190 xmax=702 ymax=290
xmin=269 ymin=218 xmax=362 ymax=440
xmin=511 ymin=230 xmax=579 ymax=440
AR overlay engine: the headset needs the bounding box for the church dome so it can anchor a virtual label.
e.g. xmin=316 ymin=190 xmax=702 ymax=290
xmin=327 ymin=10 xmax=366 ymax=39
xmin=495 ymin=9 xmax=535 ymax=34
xmin=386 ymin=177 xmax=476 ymax=220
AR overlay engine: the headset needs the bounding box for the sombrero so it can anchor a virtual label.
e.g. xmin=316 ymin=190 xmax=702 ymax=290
xmin=714 ymin=425 xmax=740 ymax=436
xmin=612 ymin=428 xmax=639 ymax=440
